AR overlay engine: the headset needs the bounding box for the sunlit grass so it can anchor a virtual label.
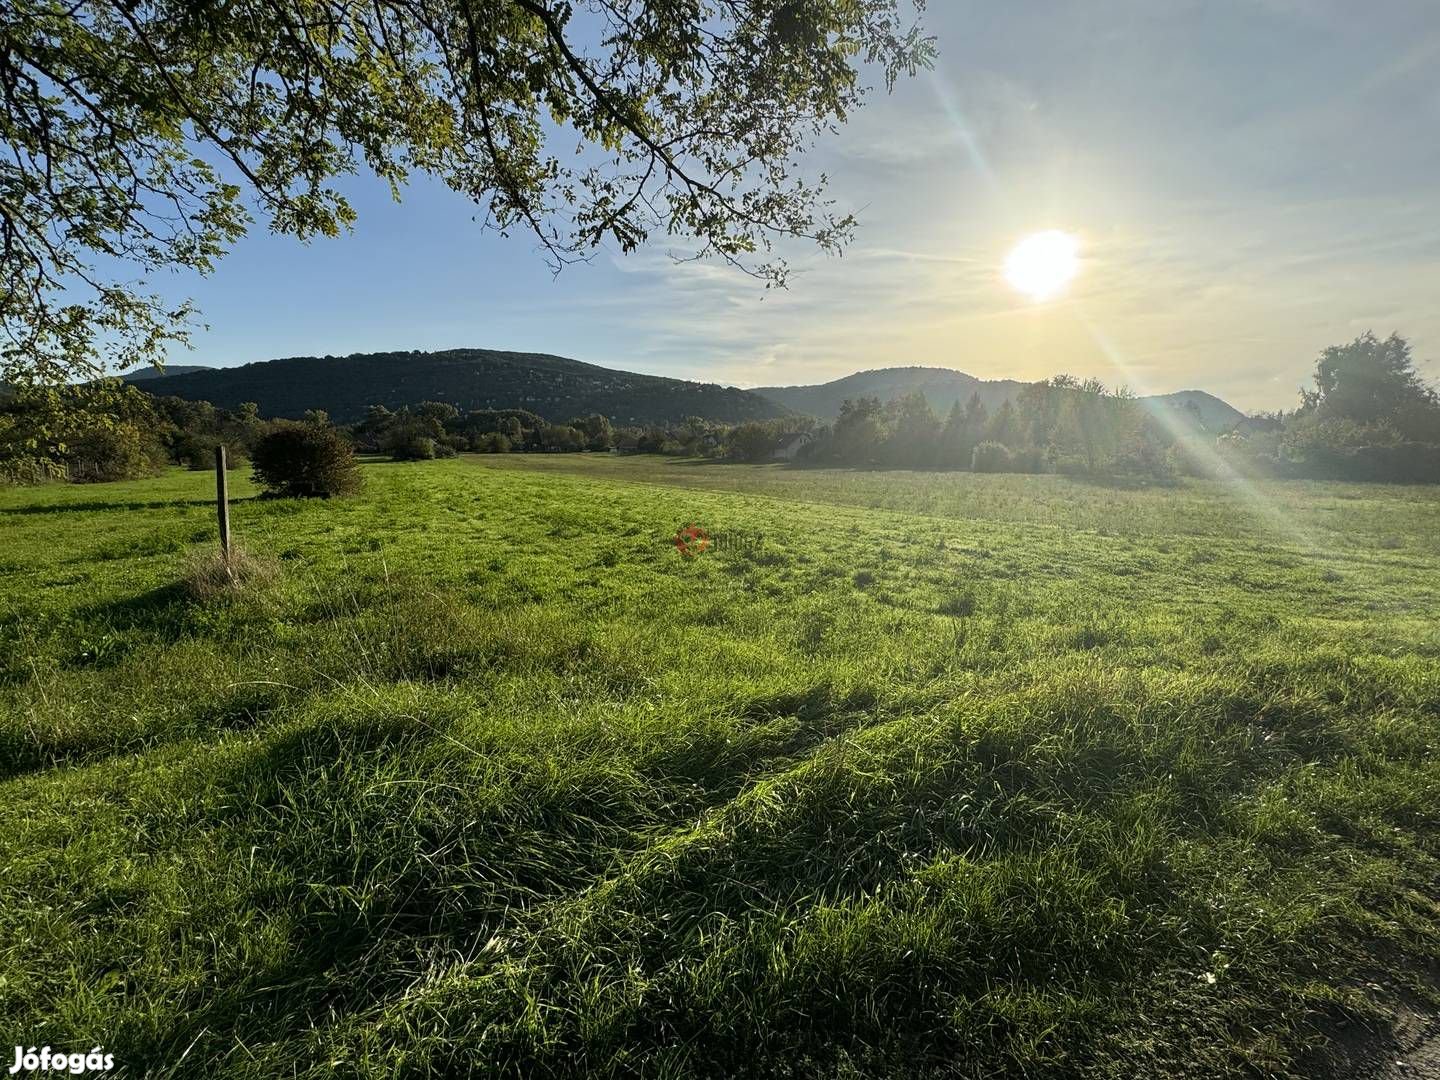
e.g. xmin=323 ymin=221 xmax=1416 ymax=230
xmin=1 ymin=456 xmax=1438 ymax=1077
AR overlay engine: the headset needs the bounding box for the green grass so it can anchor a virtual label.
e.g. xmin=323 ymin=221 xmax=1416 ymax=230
xmin=2 ymin=456 xmax=1439 ymax=1078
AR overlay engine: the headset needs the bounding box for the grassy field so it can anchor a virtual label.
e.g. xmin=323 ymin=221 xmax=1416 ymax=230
xmin=3 ymin=455 xmax=1439 ymax=1078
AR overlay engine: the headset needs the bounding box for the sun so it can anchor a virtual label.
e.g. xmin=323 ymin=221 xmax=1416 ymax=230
xmin=1004 ymin=230 xmax=1080 ymax=302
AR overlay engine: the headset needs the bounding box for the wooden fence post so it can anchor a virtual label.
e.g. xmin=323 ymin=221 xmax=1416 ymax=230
xmin=216 ymin=444 xmax=231 ymax=560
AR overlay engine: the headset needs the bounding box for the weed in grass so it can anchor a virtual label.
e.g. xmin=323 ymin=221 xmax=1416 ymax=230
xmin=181 ymin=545 xmax=280 ymax=601
xmin=937 ymin=589 xmax=978 ymax=618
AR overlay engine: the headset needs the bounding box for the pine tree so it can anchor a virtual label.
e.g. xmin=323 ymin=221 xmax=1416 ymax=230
xmin=940 ymin=402 xmax=967 ymax=469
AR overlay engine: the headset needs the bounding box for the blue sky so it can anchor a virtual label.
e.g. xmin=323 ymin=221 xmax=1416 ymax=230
xmin=149 ymin=0 xmax=1440 ymax=412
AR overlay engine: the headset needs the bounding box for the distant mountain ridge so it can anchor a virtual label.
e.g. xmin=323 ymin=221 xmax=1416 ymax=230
xmin=131 ymin=352 xmax=1246 ymax=433
xmin=1136 ymin=389 xmax=1247 ymax=433
xmin=755 ymin=366 xmax=1246 ymax=432
xmin=121 ymin=364 xmax=215 ymax=382
xmin=755 ymin=367 xmax=1027 ymax=420
xmin=133 ymin=349 xmax=790 ymax=426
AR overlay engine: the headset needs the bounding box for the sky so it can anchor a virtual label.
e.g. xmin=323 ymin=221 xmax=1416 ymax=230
xmin=148 ymin=0 xmax=1440 ymax=413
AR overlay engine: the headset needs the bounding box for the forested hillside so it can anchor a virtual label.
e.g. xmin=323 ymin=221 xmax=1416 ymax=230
xmin=120 ymin=365 xmax=215 ymax=382
xmin=134 ymin=349 xmax=790 ymax=425
xmin=755 ymin=367 xmax=1027 ymax=419
xmin=757 ymin=366 xmax=1244 ymax=431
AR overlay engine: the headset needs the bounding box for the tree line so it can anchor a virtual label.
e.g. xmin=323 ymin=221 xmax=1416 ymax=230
xmin=2 ymin=332 xmax=1437 ymax=488
xmin=794 ymin=376 xmax=1165 ymax=474
xmin=0 ymin=387 xmax=808 ymax=485
xmin=1212 ymin=332 xmax=1440 ymax=483
xmin=786 ymin=333 xmax=1440 ymax=483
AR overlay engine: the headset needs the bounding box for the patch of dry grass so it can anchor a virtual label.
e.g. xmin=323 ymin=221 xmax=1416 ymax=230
xmin=180 ymin=545 xmax=280 ymax=600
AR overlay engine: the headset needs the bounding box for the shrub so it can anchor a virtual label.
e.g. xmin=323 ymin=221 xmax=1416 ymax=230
xmin=386 ymin=432 xmax=437 ymax=461
xmin=0 ymin=454 xmax=65 ymax=487
xmin=251 ymin=422 xmax=362 ymax=497
xmin=1114 ymin=436 xmax=1176 ymax=480
xmin=1167 ymin=437 xmax=1254 ymax=479
xmin=971 ymin=441 xmax=1014 ymax=473
xmin=538 ymin=424 xmax=585 ymax=452
xmin=1287 ymin=442 xmax=1440 ymax=483
xmin=938 ymin=590 xmax=978 ymax=617
xmin=171 ymin=433 xmax=215 ymax=470
xmin=377 ymin=417 xmax=443 ymax=460
xmin=729 ymin=420 xmax=785 ymax=462
xmin=65 ymin=422 xmax=166 ymax=483
xmin=1010 ymin=446 xmax=1047 ymax=474
xmin=172 ymin=434 xmax=247 ymax=472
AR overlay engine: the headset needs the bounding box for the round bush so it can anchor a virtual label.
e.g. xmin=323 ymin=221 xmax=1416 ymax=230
xmin=251 ymin=423 xmax=362 ymax=498
xmin=971 ymin=440 xmax=1014 ymax=473
xmin=388 ymin=434 xmax=436 ymax=461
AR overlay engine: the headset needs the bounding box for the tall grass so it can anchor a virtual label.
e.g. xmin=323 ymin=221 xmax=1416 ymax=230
xmin=0 ymin=457 xmax=1437 ymax=1077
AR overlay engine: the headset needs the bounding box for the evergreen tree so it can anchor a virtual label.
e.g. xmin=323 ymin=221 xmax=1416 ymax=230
xmin=883 ymin=393 xmax=940 ymax=467
xmin=832 ymin=398 xmax=888 ymax=466
xmin=939 ymin=402 xmax=967 ymax=469
xmin=985 ymin=400 xmax=1020 ymax=449
xmin=962 ymin=394 xmax=989 ymax=465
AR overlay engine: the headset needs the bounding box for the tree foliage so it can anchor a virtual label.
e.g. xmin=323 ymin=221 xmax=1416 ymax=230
xmin=1185 ymin=332 xmax=1440 ymax=483
xmin=108 ymin=348 xmax=795 ymax=425
xmin=727 ymin=416 xmax=813 ymax=462
xmin=250 ymin=420 xmax=362 ymax=497
xmin=0 ymin=380 xmax=166 ymax=482
xmin=376 ymin=401 xmax=460 ymax=460
xmin=2 ymin=0 xmax=932 ymax=387
xmin=1297 ymin=332 xmax=1439 ymax=441
xmin=800 ymin=379 xmax=1157 ymax=477
xmin=63 ymin=420 xmax=167 ymax=483
xmin=969 ymin=440 xmax=1013 ymax=473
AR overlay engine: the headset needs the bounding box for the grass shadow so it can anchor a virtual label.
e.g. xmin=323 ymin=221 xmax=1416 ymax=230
xmin=75 ymin=581 xmax=198 ymax=639
xmin=1 ymin=495 xmax=259 ymax=516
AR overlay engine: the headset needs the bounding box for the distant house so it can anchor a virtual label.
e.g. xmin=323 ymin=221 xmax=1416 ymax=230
xmin=695 ymin=432 xmax=727 ymax=456
xmin=772 ymin=432 xmax=812 ymax=461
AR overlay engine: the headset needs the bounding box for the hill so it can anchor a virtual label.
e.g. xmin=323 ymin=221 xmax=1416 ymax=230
xmin=134 ymin=349 xmax=790 ymax=425
xmin=754 ymin=367 xmax=1027 ymax=420
xmin=1137 ymin=388 xmax=1247 ymax=433
xmin=120 ymin=364 xmax=215 ymax=382
xmin=755 ymin=367 xmax=1246 ymax=431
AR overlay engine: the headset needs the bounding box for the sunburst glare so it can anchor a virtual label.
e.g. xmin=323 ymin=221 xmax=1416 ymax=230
xmin=1004 ymin=230 xmax=1081 ymax=302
